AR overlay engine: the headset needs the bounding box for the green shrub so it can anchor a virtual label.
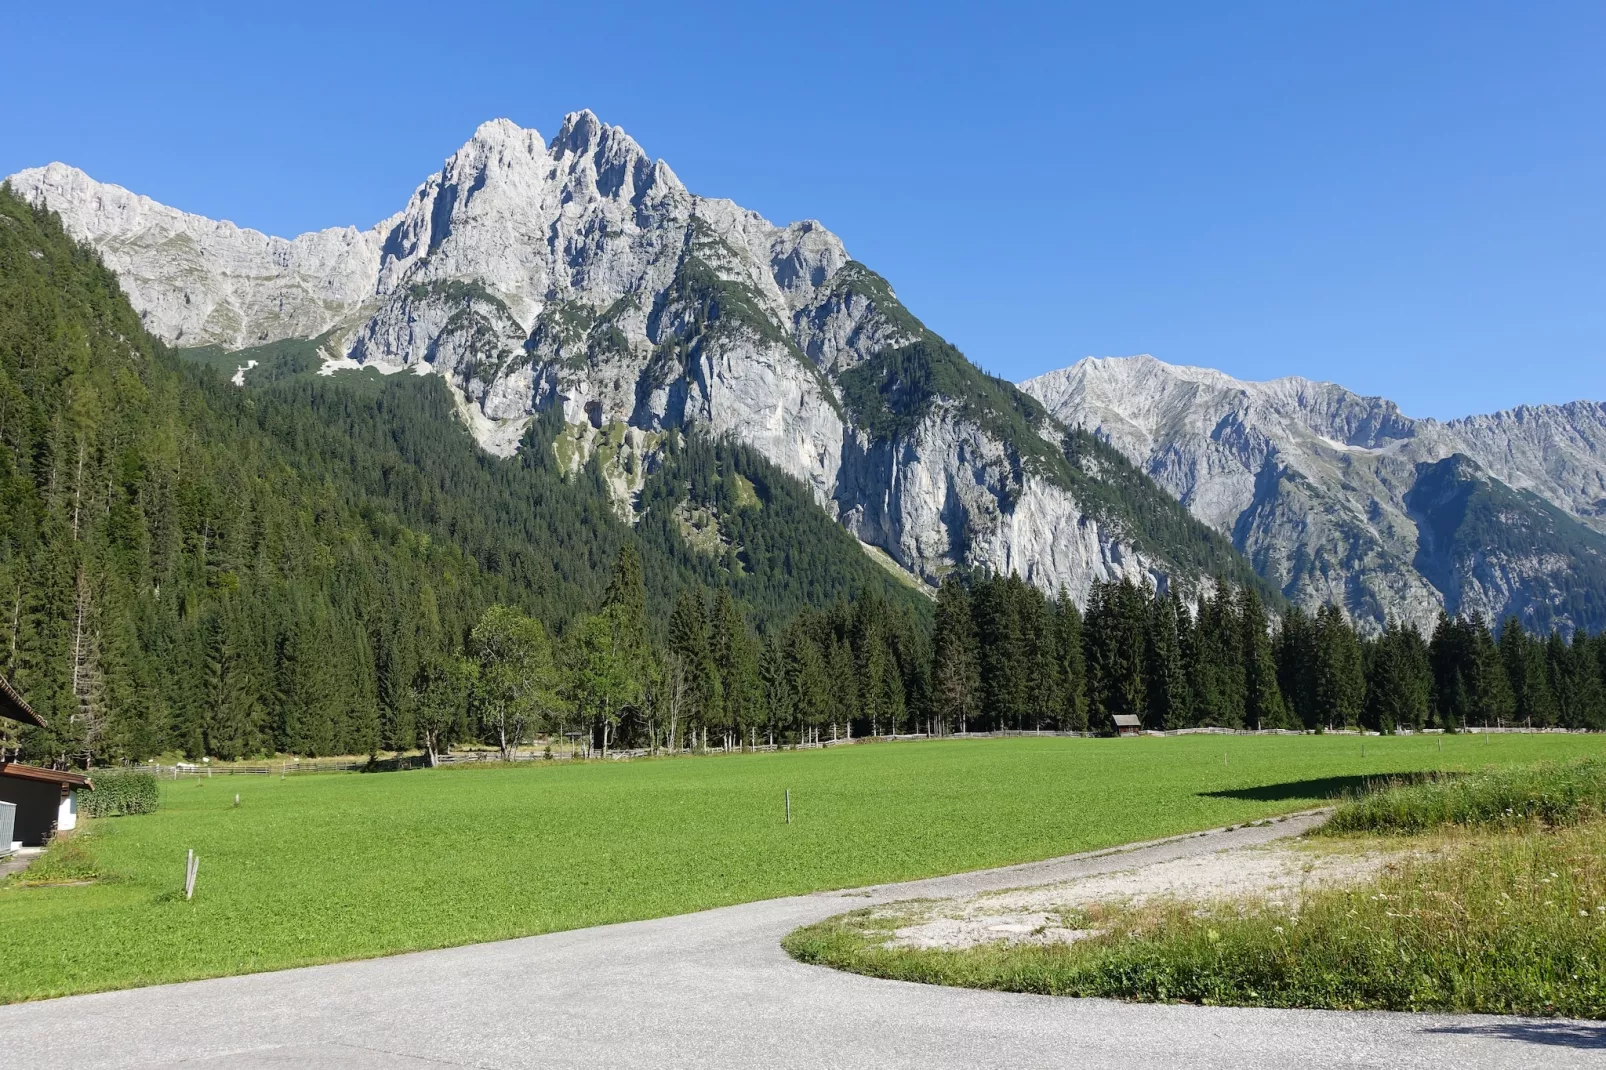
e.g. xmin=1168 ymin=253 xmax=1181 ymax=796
xmin=1321 ymin=758 xmax=1606 ymax=835
xmin=6 ymin=833 xmax=101 ymax=885
xmin=81 ymin=771 xmax=160 ymax=817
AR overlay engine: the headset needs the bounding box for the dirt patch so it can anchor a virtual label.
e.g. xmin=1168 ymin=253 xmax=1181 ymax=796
xmin=877 ymin=839 xmax=1402 ymax=951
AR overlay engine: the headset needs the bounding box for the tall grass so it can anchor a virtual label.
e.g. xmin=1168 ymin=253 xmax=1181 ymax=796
xmin=1323 ymin=758 xmax=1606 ymax=835
xmin=787 ymin=822 xmax=1606 ymax=1017
xmin=788 ymin=756 xmax=1606 ymax=1017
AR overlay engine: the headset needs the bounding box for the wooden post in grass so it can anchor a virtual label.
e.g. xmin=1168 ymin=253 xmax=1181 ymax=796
xmin=785 ymin=789 xmax=791 ymax=825
xmin=184 ymin=849 xmax=199 ymax=900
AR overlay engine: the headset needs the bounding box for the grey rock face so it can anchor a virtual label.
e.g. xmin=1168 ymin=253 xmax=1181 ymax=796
xmin=1023 ymin=355 xmax=1606 ymax=632
xmin=6 ymin=114 xmax=1188 ymax=606
xmin=6 ymin=162 xmax=389 ymax=349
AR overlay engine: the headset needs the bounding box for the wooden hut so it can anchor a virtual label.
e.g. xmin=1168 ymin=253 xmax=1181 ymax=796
xmin=0 ymin=676 xmax=94 ymax=848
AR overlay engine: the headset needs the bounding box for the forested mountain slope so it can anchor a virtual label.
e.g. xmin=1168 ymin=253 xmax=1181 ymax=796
xmin=0 ymin=187 xmax=922 ymax=762
xmin=1024 ymin=355 xmax=1606 ymax=634
xmin=10 ymin=114 xmax=1270 ymax=607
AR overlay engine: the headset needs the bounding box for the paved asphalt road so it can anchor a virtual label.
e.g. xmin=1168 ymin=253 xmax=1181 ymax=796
xmin=4 ymin=814 xmax=1603 ymax=1069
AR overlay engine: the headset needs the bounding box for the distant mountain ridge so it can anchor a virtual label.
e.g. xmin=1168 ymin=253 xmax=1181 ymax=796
xmin=7 ymin=113 xmax=1268 ymax=607
xmin=1023 ymin=355 xmax=1606 ymax=633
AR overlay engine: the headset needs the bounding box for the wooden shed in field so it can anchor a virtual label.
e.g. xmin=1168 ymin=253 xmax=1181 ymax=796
xmin=1111 ymin=714 xmax=1143 ymax=737
xmin=0 ymin=675 xmax=94 ymax=848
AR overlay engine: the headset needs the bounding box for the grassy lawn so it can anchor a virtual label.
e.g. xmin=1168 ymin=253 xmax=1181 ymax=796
xmin=4 ymin=732 xmax=1601 ymax=1003
xmin=785 ymin=754 xmax=1606 ymax=1019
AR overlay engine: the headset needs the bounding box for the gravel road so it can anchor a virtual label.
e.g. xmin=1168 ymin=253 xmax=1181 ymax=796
xmin=3 ymin=813 xmax=1601 ymax=1069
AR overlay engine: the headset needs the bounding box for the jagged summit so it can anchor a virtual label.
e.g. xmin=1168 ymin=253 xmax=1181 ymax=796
xmin=1024 ymin=352 xmax=1606 ymax=632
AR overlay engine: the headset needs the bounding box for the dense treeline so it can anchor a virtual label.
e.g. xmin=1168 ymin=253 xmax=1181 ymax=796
xmin=927 ymin=575 xmax=1606 ymax=736
xmin=260 ymin=559 xmax=1606 ymax=764
xmin=399 ymin=545 xmax=933 ymax=760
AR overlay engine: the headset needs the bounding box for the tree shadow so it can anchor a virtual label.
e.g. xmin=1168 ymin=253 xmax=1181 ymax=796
xmin=1201 ymin=772 xmax=1443 ymax=803
xmin=1422 ymin=1021 xmax=1606 ymax=1050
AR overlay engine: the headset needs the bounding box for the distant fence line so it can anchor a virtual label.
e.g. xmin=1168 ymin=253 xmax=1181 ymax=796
xmin=120 ymin=724 xmax=1595 ymax=778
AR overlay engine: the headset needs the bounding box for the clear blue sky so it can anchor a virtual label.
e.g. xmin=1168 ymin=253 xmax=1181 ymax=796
xmin=4 ymin=1 xmax=1602 ymax=418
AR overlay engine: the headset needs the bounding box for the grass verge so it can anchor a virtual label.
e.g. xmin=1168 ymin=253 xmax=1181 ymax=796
xmin=785 ymin=757 xmax=1606 ymax=1018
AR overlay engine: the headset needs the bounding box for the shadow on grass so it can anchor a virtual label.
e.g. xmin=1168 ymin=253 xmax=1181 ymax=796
xmin=1201 ymin=773 xmax=1443 ymax=803
xmin=1422 ymin=1021 xmax=1606 ymax=1050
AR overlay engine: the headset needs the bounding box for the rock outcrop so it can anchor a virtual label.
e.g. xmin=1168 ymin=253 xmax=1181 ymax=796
xmin=1023 ymin=355 xmax=1606 ymax=632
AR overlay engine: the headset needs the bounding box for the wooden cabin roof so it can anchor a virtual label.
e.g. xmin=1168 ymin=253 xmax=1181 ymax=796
xmin=0 ymin=676 xmax=46 ymax=728
xmin=0 ymin=762 xmax=93 ymax=789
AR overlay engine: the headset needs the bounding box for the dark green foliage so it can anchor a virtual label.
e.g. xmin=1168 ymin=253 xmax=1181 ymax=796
xmin=1313 ymin=603 xmax=1366 ymax=730
xmin=1365 ymin=616 xmax=1432 ymax=732
xmin=79 ymin=770 xmax=160 ymax=817
xmin=634 ymin=431 xmax=919 ymax=628
xmin=178 ymin=336 xmax=325 ymax=385
xmin=931 ymin=576 xmax=979 ymax=732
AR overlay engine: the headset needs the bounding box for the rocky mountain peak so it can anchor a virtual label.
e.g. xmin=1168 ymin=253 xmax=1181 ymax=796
xmin=1025 ymin=353 xmax=1606 ymax=633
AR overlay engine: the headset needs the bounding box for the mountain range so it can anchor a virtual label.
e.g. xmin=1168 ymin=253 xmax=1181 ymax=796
xmin=1024 ymin=357 xmax=1606 ymax=633
xmin=9 ymin=112 xmax=1605 ymax=634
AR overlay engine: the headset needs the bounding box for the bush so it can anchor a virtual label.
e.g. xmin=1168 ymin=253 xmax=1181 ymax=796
xmin=1321 ymin=758 xmax=1606 ymax=835
xmin=8 ymin=833 xmax=101 ymax=885
xmin=81 ymin=771 xmax=160 ymax=817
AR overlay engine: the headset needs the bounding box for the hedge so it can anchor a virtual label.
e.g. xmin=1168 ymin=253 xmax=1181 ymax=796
xmin=81 ymin=771 xmax=160 ymax=817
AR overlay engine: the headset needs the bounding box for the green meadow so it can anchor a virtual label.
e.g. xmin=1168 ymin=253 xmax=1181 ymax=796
xmin=4 ymin=732 xmax=1601 ymax=1003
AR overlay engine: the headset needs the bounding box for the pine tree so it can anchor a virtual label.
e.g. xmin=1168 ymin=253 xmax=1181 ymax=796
xmin=1021 ymin=585 xmax=1060 ymax=731
xmin=1238 ymin=587 xmax=1286 ymax=730
xmin=1274 ymin=605 xmax=1318 ymax=728
xmin=1500 ymin=618 xmax=1555 ymax=728
xmin=1055 ymin=590 xmax=1088 ymax=732
xmin=1313 ymin=603 xmax=1365 ymax=730
xmin=1143 ymin=590 xmax=1189 ymax=730
xmin=1366 ymin=616 xmax=1430 ymax=732
xmin=932 ymin=576 xmax=979 ymax=734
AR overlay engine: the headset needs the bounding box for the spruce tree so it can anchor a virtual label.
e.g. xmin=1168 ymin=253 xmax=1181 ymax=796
xmin=932 ymin=576 xmax=979 ymax=734
xmin=1313 ymin=603 xmax=1365 ymax=730
xmin=1055 ymin=590 xmax=1088 ymax=732
xmin=1238 ymin=587 xmax=1286 ymax=730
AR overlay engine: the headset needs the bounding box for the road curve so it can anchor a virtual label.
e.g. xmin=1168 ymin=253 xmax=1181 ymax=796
xmin=3 ymin=814 xmax=1601 ymax=1069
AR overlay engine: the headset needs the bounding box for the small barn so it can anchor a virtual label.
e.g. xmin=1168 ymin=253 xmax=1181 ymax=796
xmin=0 ymin=763 xmax=92 ymax=847
xmin=0 ymin=675 xmax=94 ymax=848
xmin=1111 ymin=714 xmax=1143 ymax=737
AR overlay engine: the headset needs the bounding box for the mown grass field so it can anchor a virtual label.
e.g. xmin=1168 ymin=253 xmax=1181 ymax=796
xmin=4 ymin=732 xmax=1600 ymax=1003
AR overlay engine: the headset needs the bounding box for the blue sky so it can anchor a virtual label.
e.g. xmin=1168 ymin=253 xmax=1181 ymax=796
xmin=4 ymin=1 xmax=1601 ymax=418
